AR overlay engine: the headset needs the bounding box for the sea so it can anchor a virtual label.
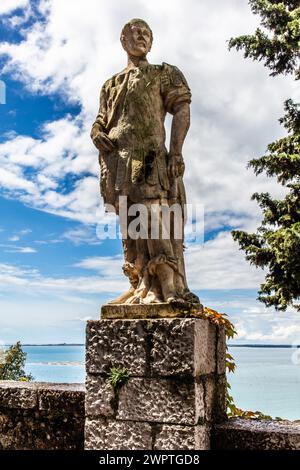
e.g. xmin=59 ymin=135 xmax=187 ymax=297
xmin=21 ymin=345 xmax=300 ymax=421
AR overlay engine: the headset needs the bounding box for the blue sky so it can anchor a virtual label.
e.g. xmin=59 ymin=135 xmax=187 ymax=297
xmin=0 ymin=0 xmax=299 ymax=344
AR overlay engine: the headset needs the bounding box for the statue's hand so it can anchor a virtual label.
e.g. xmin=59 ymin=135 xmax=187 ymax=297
xmin=168 ymin=154 xmax=185 ymax=178
xmin=92 ymin=131 xmax=116 ymax=153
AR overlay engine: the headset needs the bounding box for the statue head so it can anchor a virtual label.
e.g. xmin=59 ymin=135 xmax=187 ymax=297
xmin=120 ymin=18 xmax=153 ymax=58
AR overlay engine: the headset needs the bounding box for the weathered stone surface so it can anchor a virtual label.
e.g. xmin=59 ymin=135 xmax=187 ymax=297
xmin=0 ymin=382 xmax=85 ymax=450
xmin=85 ymin=375 xmax=115 ymax=418
xmin=150 ymin=318 xmax=217 ymax=376
xmin=214 ymin=374 xmax=227 ymax=423
xmin=196 ymin=374 xmax=226 ymax=424
xmin=202 ymin=376 xmax=215 ymax=422
xmin=194 ymin=319 xmax=217 ymax=375
xmin=0 ymin=381 xmax=37 ymax=409
xmin=117 ymin=377 xmax=205 ymax=425
xmin=0 ymin=408 xmax=84 ymax=450
xmin=216 ymin=325 xmax=226 ymax=374
xmin=38 ymin=382 xmax=85 ymax=412
xmin=86 ymin=318 xmax=223 ymax=378
xmin=101 ymin=303 xmax=203 ymax=320
xmin=86 ymin=319 xmax=148 ymax=375
xmin=85 ymin=418 xmax=152 ymax=450
xmin=154 ymin=424 xmax=210 ymax=450
xmin=213 ymin=418 xmax=300 ymax=450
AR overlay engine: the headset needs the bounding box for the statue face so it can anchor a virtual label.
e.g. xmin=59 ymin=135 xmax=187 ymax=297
xmin=122 ymin=22 xmax=152 ymax=57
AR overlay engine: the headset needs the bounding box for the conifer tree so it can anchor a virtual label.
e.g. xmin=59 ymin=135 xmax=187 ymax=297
xmin=229 ymin=0 xmax=300 ymax=311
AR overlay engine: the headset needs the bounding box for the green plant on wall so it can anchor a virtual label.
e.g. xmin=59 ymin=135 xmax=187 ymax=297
xmin=107 ymin=366 xmax=130 ymax=390
xmin=0 ymin=341 xmax=33 ymax=381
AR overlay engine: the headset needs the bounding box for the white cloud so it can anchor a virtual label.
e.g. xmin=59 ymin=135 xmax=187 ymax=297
xmin=233 ymin=307 xmax=300 ymax=344
xmin=74 ymin=255 xmax=124 ymax=279
xmin=0 ymin=0 xmax=28 ymax=15
xmin=0 ymin=243 xmax=37 ymax=253
xmin=198 ymin=294 xmax=300 ymax=344
xmin=5 ymin=246 xmax=37 ymax=253
xmin=185 ymin=231 xmax=264 ymax=290
xmin=8 ymin=229 xmax=32 ymax=242
xmin=76 ymin=315 xmax=94 ymax=321
xmin=8 ymin=235 xmax=20 ymax=242
xmin=19 ymin=229 xmax=31 ymax=235
xmin=62 ymin=225 xmax=101 ymax=245
xmin=59 ymin=295 xmax=95 ymax=306
xmin=0 ymin=259 xmax=128 ymax=296
xmin=0 ymin=117 xmax=100 ymax=222
xmin=0 ymin=167 xmax=37 ymax=193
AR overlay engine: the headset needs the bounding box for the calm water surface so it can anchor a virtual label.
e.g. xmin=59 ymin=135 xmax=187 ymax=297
xmin=228 ymin=346 xmax=300 ymax=421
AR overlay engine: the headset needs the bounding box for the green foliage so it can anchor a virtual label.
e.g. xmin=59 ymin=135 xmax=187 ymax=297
xmin=107 ymin=366 xmax=129 ymax=390
xmin=229 ymin=0 xmax=300 ymax=78
xmin=0 ymin=341 xmax=33 ymax=381
xmin=249 ymin=101 xmax=300 ymax=184
xmin=230 ymin=1 xmax=300 ymax=311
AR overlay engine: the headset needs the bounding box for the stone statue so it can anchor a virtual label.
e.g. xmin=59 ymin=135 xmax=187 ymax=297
xmin=91 ymin=18 xmax=200 ymax=306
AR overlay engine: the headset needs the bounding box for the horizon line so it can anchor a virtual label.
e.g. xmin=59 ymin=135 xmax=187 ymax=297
xmin=2 ymin=343 xmax=300 ymax=348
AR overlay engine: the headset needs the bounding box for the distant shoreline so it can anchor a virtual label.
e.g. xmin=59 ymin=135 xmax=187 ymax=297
xmin=4 ymin=344 xmax=85 ymax=347
xmin=3 ymin=343 xmax=300 ymax=348
xmin=229 ymin=344 xmax=300 ymax=348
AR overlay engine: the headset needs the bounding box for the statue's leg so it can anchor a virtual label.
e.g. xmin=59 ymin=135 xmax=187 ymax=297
xmin=108 ymin=238 xmax=138 ymax=304
xmin=108 ymin=199 xmax=140 ymax=304
xmin=146 ymin=242 xmax=177 ymax=302
xmin=122 ymin=199 xmax=153 ymax=304
xmin=143 ymin=199 xmax=181 ymax=303
xmin=125 ymin=238 xmax=151 ymax=303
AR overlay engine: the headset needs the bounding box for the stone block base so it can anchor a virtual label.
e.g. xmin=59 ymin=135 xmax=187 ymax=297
xmin=85 ymin=419 xmax=210 ymax=451
xmin=85 ymin=313 xmax=226 ymax=450
xmin=101 ymin=302 xmax=203 ymax=320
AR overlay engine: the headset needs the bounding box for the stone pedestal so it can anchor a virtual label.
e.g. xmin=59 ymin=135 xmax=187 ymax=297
xmin=85 ymin=306 xmax=226 ymax=450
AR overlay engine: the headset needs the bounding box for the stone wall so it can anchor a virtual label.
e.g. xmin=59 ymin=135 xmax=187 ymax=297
xmin=0 ymin=381 xmax=85 ymax=450
xmin=85 ymin=317 xmax=227 ymax=450
xmin=213 ymin=418 xmax=300 ymax=450
xmin=1 ymin=372 xmax=300 ymax=450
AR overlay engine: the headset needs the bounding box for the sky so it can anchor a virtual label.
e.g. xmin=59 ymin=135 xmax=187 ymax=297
xmin=0 ymin=0 xmax=299 ymax=344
